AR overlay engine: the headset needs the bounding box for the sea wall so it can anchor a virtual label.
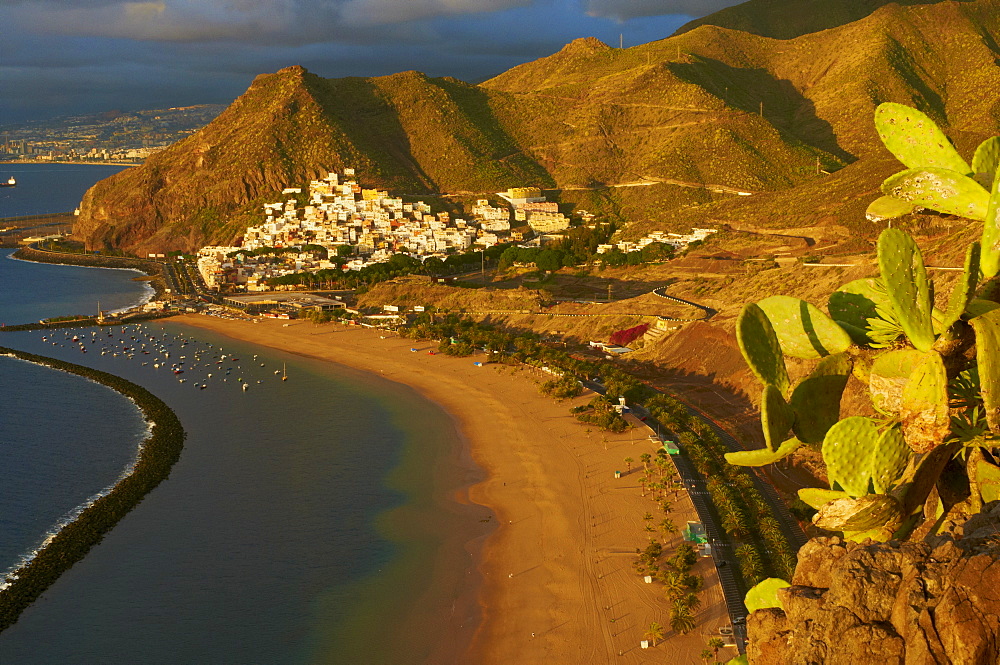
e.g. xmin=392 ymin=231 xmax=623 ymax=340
xmin=0 ymin=347 xmax=185 ymax=633
xmin=0 ymin=311 xmax=178 ymax=333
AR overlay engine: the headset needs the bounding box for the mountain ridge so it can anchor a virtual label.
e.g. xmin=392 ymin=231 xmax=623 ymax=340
xmin=75 ymin=0 xmax=1000 ymax=254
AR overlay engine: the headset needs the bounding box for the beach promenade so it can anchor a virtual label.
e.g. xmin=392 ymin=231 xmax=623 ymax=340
xmin=175 ymin=314 xmax=736 ymax=664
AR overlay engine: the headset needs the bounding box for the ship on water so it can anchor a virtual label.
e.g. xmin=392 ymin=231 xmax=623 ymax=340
xmin=1 ymin=176 xmax=16 ymax=187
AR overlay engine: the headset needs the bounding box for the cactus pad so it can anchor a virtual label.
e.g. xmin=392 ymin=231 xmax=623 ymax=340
xmin=813 ymin=494 xmax=903 ymax=532
xmin=866 ymin=195 xmax=917 ymax=221
xmin=882 ymin=168 xmax=989 ymax=221
xmin=828 ymin=278 xmax=891 ymax=341
xmin=737 ymin=303 xmax=790 ymax=395
xmin=977 ymin=456 xmax=1000 ymax=503
xmin=798 ymin=487 xmax=848 ymax=510
xmin=973 ymin=136 xmax=1000 ymax=187
xmin=941 ymin=242 xmax=982 ymax=330
xmin=869 ymin=349 xmax=929 ymax=415
xmin=875 ymin=103 xmax=972 ymax=174
xmin=878 ymin=228 xmax=935 ymax=351
xmin=822 ymin=416 xmax=880 ymax=497
xmin=725 ymin=438 xmax=802 ymax=467
xmin=871 ymin=425 xmax=909 ymax=493
xmin=970 ymin=307 xmax=1000 ymax=432
xmin=745 ymin=577 xmax=791 ymax=613
xmin=982 ymin=164 xmax=1000 ymax=279
xmin=756 ymin=295 xmax=852 ymax=359
xmin=966 ymin=299 xmax=1000 ymax=319
xmin=899 ymin=352 xmax=950 ymax=453
xmin=761 ymin=384 xmax=794 ymax=451
xmin=790 ymin=353 xmax=851 ymax=444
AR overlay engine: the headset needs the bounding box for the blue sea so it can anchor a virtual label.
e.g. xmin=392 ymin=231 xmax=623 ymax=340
xmin=0 ymin=166 xmax=485 ymax=664
xmin=0 ymin=163 xmax=129 ymax=218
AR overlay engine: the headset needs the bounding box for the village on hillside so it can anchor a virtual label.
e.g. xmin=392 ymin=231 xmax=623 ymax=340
xmin=195 ymin=168 xmax=716 ymax=292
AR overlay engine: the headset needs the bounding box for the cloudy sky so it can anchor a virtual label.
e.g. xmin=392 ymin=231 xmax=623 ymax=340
xmin=1 ymin=0 xmax=745 ymax=124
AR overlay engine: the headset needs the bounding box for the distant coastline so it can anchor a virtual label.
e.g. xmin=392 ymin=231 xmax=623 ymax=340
xmin=1 ymin=159 xmax=140 ymax=166
xmin=0 ymin=347 xmax=185 ymax=634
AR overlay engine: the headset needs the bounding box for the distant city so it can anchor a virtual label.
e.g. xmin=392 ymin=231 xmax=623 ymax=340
xmin=0 ymin=105 xmax=224 ymax=163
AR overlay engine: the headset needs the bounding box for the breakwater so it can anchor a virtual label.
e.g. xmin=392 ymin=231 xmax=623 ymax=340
xmin=0 ymin=347 xmax=185 ymax=634
xmin=0 ymin=311 xmax=178 ymax=332
xmin=13 ymin=245 xmax=164 ymax=284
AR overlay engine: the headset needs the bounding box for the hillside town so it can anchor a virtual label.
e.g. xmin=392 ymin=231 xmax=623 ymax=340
xmin=196 ymin=169 xmax=715 ymax=292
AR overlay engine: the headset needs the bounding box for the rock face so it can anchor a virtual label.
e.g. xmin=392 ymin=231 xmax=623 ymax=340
xmin=747 ymin=507 xmax=1000 ymax=664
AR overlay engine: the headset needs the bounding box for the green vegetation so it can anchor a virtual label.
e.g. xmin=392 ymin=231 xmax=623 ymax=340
xmin=726 ymin=105 xmax=1000 ymax=550
xmin=0 ymin=347 xmax=185 ymax=633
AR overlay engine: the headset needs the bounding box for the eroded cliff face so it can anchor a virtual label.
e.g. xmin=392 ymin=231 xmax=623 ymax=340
xmin=748 ymin=504 xmax=1000 ymax=664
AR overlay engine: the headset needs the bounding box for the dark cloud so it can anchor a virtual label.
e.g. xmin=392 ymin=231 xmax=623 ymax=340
xmin=584 ymin=0 xmax=743 ymax=21
xmin=0 ymin=0 xmax=695 ymax=123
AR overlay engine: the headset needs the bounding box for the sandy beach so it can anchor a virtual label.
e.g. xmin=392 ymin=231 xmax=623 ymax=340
xmin=173 ymin=314 xmax=736 ymax=664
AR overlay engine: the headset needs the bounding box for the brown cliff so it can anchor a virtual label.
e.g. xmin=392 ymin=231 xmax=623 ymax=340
xmin=748 ymin=503 xmax=1000 ymax=664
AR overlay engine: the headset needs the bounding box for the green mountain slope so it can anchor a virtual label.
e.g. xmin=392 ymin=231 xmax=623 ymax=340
xmin=76 ymin=0 xmax=1000 ymax=253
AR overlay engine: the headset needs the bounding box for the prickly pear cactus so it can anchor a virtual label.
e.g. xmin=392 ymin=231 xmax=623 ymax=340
xmin=789 ymin=353 xmax=851 ymax=444
xmin=866 ymin=195 xmax=918 ymax=222
xmin=941 ymin=242 xmax=981 ymax=331
xmin=874 ymin=103 xmax=972 ymax=175
xmin=982 ymin=170 xmax=1000 ymax=280
xmin=761 ymin=384 xmax=794 ymax=451
xmin=881 ymin=168 xmax=989 ymax=221
xmin=757 ymin=295 xmax=852 ymax=359
xmin=899 ymin=352 xmax=949 ymax=453
xmin=728 ymin=103 xmax=1000 ymax=550
xmin=973 ymin=136 xmax=1000 ymax=187
xmin=970 ymin=307 xmax=1000 ymax=432
xmin=878 ymin=229 xmax=935 ymax=351
xmin=823 ymin=417 xmax=887 ymax=497
xmin=869 ymin=348 xmax=928 ymax=415
xmin=736 ymin=303 xmax=790 ymax=395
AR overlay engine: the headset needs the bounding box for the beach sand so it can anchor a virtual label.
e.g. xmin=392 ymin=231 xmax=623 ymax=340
xmin=173 ymin=314 xmax=737 ymax=664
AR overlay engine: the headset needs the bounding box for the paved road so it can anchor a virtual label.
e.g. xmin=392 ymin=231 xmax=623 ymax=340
xmin=585 ymin=379 xmax=751 ymax=653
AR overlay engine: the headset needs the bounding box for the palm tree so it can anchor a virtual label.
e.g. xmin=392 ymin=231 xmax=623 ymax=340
xmin=659 ymin=518 xmax=677 ymax=538
xmin=661 ymin=571 xmax=685 ymax=600
xmin=640 ymin=452 xmax=651 ymax=472
xmin=700 ymin=648 xmax=714 ymax=664
xmin=643 ymin=621 xmax=665 ymax=647
xmin=670 ymin=604 xmax=696 ymax=635
xmin=707 ymin=637 xmax=726 ymax=660
xmin=677 ymin=591 xmax=701 ymax=613
xmin=624 ymin=456 xmax=634 ymax=473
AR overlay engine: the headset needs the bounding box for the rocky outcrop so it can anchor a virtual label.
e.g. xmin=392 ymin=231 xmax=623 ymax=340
xmin=747 ymin=504 xmax=1000 ymax=664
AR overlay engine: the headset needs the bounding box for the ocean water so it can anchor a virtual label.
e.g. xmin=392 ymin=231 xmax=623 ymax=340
xmin=0 ymin=355 xmax=149 ymax=581
xmin=0 ymin=163 xmax=129 ymax=218
xmin=0 ymin=167 xmax=485 ymax=663
xmin=1 ymin=249 xmax=154 ymax=325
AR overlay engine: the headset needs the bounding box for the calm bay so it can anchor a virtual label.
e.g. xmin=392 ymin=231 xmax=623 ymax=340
xmin=0 ymin=165 xmax=481 ymax=663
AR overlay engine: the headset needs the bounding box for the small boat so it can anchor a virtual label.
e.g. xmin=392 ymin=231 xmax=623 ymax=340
xmin=0 ymin=177 xmax=15 ymax=187
xmin=242 ymin=383 xmax=249 ymax=392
